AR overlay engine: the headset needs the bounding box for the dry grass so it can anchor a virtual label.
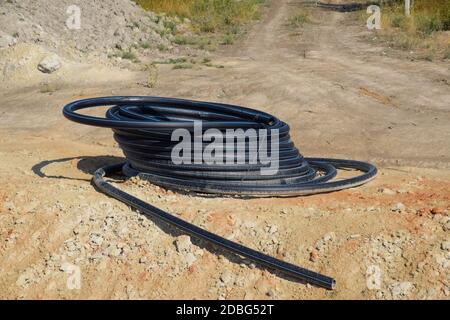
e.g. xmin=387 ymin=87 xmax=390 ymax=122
xmin=288 ymin=10 xmax=311 ymax=29
xmin=135 ymin=0 xmax=193 ymax=17
xmin=366 ymin=0 xmax=450 ymax=60
xmin=136 ymin=0 xmax=264 ymax=32
xmin=135 ymin=0 xmax=265 ymax=50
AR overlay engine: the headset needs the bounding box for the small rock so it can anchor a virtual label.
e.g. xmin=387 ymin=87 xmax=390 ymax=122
xmin=139 ymin=257 xmax=147 ymax=264
xmin=16 ymin=273 xmax=31 ymax=287
xmin=220 ymin=270 xmax=234 ymax=285
xmin=416 ymin=208 xmax=429 ymax=217
xmin=434 ymin=253 xmax=449 ymax=269
xmin=268 ymin=225 xmax=278 ymax=234
xmin=194 ymin=249 xmax=204 ymax=257
xmin=0 ymin=33 xmax=17 ymax=48
xmin=104 ymin=244 xmax=122 ymax=257
xmin=379 ymin=187 xmax=396 ymax=195
xmin=323 ymin=232 xmax=336 ymax=242
xmin=441 ymin=241 xmax=450 ymax=251
xmin=266 ymin=289 xmax=275 ymax=297
xmin=309 ymin=250 xmax=319 ymax=262
xmin=89 ymin=233 xmax=103 ymax=246
xmin=185 ymin=252 xmax=197 ymax=266
xmin=391 ymin=202 xmax=406 ymax=213
xmin=443 ymin=220 xmax=450 ymax=232
xmin=175 ymin=235 xmax=192 ymax=253
xmin=37 ymin=54 xmax=61 ymax=73
xmin=431 ymin=207 xmax=447 ymax=215
xmin=64 ymin=240 xmax=77 ymax=252
xmin=316 ymin=232 xmax=336 ymax=251
xmin=390 ymin=282 xmax=413 ymax=299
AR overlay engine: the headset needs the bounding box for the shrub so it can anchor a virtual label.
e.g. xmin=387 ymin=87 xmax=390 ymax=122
xmin=417 ymin=15 xmax=443 ymax=35
xmin=136 ymin=0 xmax=264 ymax=33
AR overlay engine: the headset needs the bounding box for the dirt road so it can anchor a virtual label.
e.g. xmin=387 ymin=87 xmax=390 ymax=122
xmin=0 ymin=0 xmax=449 ymax=299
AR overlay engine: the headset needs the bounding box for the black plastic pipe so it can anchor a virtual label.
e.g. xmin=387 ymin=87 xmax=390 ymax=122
xmin=63 ymin=96 xmax=377 ymax=290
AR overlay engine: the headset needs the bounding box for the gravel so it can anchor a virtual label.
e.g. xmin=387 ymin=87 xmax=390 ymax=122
xmin=220 ymin=269 xmax=234 ymax=285
xmin=390 ymin=282 xmax=414 ymax=299
xmin=316 ymin=232 xmax=336 ymax=251
xmin=0 ymin=0 xmax=176 ymax=58
xmin=379 ymin=187 xmax=396 ymax=195
xmin=443 ymin=220 xmax=450 ymax=232
xmin=391 ymin=202 xmax=406 ymax=213
xmin=89 ymin=233 xmax=103 ymax=246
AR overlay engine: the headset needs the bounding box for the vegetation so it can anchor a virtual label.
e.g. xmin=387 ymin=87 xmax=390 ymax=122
xmin=384 ymin=0 xmax=449 ymax=34
xmin=369 ymin=0 xmax=450 ymax=60
xmin=39 ymin=82 xmax=62 ymax=94
xmin=135 ymin=0 xmax=265 ymax=48
xmin=172 ymin=62 xmax=194 ymax=70
xmin=136 ymin=0 xmax=263 ymax=32
xmin=144 ymin=64 xmax=159 ymax=88
xmin=288 ymin=11 xmax=310 ymax=29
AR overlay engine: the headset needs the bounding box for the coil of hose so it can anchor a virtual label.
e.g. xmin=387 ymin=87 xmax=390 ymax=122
xmin=63 ymin=96 xmax=377 ymax=290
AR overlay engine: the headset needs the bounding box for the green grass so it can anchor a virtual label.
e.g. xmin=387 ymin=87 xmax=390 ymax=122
xmin=136 ymin=0 xmax=264 ymax=32
xmin=416 ymin=14 xmax=444 ymax=35
xmin=140 ymin=41 xmax=152 ymax=49
xmin=390 ymin=14 xmax=407 ymax=29
xmin=153 ymin=57 xmax=188 ymax=64
xmin=173 ymin=35 xmax=197 ymax=45
xmin=110 ymin=49 xmax=140 ymax=63
xmin=220 ymin=34 xmax=235 ymax=45
xmin=385 ymin=0 xmax=450 ymax=34
xmin=121 ymin=50 xmax=138 ymax=61
xmin=173 ymin=62 xmax=194 ymax=69
xmin=157 ymin=44 xmax=169 ymax=51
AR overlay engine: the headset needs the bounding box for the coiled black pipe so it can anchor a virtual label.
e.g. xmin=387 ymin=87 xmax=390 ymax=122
xmin=316 ymin=2 xmax=376 ymax=12
xmin=63 ymin=96 xmax=377 ymax=290
xmin=299 ymin=1 xmax=381 ymax=12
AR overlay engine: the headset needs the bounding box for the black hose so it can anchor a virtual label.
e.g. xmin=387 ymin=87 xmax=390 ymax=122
xmin=316 ymin=1 xmax=380 ymax=12
xmin=63 ymin=96 xmax=377 ymax=290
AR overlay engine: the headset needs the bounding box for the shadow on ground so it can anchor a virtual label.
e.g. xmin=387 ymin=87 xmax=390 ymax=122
xmin=31 ymin=155 xmax=124 ymax=181
xmin=31 ymin=155 xmax=322 ymax=289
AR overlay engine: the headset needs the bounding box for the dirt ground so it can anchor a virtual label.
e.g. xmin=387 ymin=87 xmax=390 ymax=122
xmin=0 ymin=0 xmax=449 ymax=299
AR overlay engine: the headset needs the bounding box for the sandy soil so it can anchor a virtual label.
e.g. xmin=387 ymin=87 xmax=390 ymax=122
xmin=0 ymin=0 xmax=449 ymax=299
